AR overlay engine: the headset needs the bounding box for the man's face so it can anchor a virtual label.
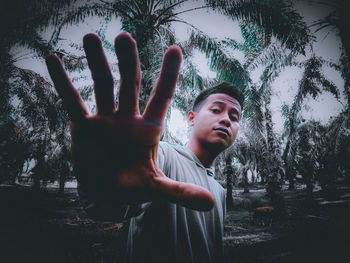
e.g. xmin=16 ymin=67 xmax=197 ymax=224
xmin=188 ymin=93 xmax=242 ymax=150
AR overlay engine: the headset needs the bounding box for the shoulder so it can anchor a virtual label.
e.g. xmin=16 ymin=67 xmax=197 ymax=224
xmin=158 ymin=141 xmax=184 ymax=156
xmin=157 ymin=142 xmax=182 ymax=172
xmin=158 ymin=141 xmax=172 ymax=151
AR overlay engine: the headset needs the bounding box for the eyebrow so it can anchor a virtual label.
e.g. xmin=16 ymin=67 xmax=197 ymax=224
xmin=211 ymin=101 xmax=241 ymax=118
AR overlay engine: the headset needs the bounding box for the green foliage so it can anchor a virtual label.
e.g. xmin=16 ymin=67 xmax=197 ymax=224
xmin=189 ymin=30 xmax=251 ymax=91
xmin=285 ymin=116 xmax=350 ymax=192
xmin=336 ymin=50 xmax=350 ymax=107
xmin=319 ymin=111 xmax=350 ymax=184
xmin=242 ymin=85 xmax=264 ymax=132
xmin=7 ymin=67 xmax=72 ymax=186
xmin=205 ymin=0 xmax=313 ymax=54
xmin=1 ymin=0 xmax=348 ymax=194
xmin=298 ymin=56 xmax=339 ymax=100
xmin=284 ymin=55 xmax=339 ymax=137
xmin=281 ymin=55 xmax=340 ymax=190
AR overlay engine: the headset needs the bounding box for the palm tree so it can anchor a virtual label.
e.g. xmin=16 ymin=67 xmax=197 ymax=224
xmin=51 ymin=1 xmax=211 ymax=111
xmin=0 ymin=0 xmax=93 ymax=188
xmin=0 ymin=0 xmax=235 ymax=187
xmin=205 ymin=0 xmax=313 ymax=55
xmin=9 ymin=66 xmax=72 ymax=189
xmin=281 ymin=55 xmax=339 ymax=190
xmin=310 ymin=0 xmax=350 ymax=71
xmin=222 ymin=148 xmax=235 ymax=209
xmin=5 ymin=0 xmax=342 ymax=196
xmin=316 ymin=112 xmax=350 ymax=192
xmin=309 ymin=1 xmax=350 ymax=192
xmin=217 ymin=21 xmax=303 ymax=191
xmin=50 ymin=0 xmax=315 ymax=112
xmin=186 ymin=1 xmax=317 ymax=196
xmin=231 ymin=137 xmax=254 ymax=193
xmin=294 ymin=120 xmax=316 ymax=196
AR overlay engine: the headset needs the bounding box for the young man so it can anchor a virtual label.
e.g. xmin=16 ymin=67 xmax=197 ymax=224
xmin=46 ymin=32 xmax=244 ymax=263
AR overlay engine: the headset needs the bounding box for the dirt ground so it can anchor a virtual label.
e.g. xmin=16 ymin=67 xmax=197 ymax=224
xmin=223 ymin=187 xmax=350 ymax=263
xmin=0 ymin=184 xmax=349 ymax=263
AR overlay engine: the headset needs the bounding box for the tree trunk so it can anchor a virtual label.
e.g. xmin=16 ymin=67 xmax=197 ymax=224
xmin=59 ymin=173 xmax=65 ymax=194
xmin=32 ymin=139 xmax=46 ymax=191
xmin=264 ymin=101 xmax=280 ymax=188
xmin=251 ymin=173 xmax=256 ymax=184
xmin=260 ymin=175 xmax=265 ymax=184
xmin=282 ymin=139 xmax=294 ymax=189
xmin=32 ymin=173 xmax=41 ymax=191
xmin=305 ymin=178 xmax=313 ymax=198
xmin=288 ymin=169 xmax=295 ymax=190
xmin=243 ymin=169 xmax=249 ymax=193
xmin=225 ymin=156 xmax=234 ymax=210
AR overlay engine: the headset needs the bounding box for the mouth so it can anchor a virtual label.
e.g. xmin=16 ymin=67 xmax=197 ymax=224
xmin=213 ymin=127 xmax=230 ymax=136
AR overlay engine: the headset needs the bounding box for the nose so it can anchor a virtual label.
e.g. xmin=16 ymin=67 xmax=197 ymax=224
xmin=219 ymin=114 xmax=231 ymax=127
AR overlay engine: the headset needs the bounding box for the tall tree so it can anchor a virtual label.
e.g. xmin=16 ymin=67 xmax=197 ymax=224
xmin=187 ymin=0 xmax=314 ymax=195
xmin=1 ymin=0 xmax=82 ymax=186
xmin=310 ymin=1 xmax=350 ymax=189
xmin=281 ymin=55 xmax=338 ymax=190
xmin=223 ymin=149 xmax=235 ymax=209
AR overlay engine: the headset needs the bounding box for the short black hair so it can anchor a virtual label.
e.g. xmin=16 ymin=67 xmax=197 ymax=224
xmin=192 ymin=82 xmax=244 ymax=112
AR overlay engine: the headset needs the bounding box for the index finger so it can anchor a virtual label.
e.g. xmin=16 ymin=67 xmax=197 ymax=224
xmin=143 ymin=46 xmax=182 ymax=124
xmin=46 ymin=54 xmax=88 ymax=123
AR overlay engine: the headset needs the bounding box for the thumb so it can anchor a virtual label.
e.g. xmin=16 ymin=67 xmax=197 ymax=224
xmin=151 ymin=175 xmax=215 ymax=211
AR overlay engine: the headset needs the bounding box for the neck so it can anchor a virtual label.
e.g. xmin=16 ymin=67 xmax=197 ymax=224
xmin=187 ymin=136 xmax=221 ymax=168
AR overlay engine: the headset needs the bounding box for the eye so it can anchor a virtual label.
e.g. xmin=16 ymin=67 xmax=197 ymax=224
xmin=230 ymin=115 xmax=238 ymax=122
xmin=211 ymin=108 xmax=220 ymax=113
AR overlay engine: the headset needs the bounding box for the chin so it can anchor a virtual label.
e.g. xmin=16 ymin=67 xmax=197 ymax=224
xmin=205 ymin=139 xmax=230 ymax=152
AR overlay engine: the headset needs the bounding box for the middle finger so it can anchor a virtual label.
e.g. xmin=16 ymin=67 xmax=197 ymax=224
xmin=83 ymin=33 xmax=115 ymax=115
xmin=114 ymin=32 xmax=141 ymax=116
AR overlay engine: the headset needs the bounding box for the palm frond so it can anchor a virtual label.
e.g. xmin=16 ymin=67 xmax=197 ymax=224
xmin=205 ymin=0 xmax=313 ymax=55
xmin=58 ymin=4 xmax=117 ymax=26
xmin=243 ymin=85 xmax=264 ymax=133
xmin=10 ymin=67 xmax=64 ymax=132
xmin=189 ymin=30 xmax=251 ymax=91
xmin=280 ymin=104 xmax=291 ymax=135
xmin=311 ymin=10 xmax=339 ymax=33
xmin=176 ymin=61 xmax=205 ymax=113
xmin=17 ymin=31 xmax=53 ymax=57
xmin=298 ymin=56 xmax=339 ymax=99
xmin=247 ymin=41 xmax=293 ymax=72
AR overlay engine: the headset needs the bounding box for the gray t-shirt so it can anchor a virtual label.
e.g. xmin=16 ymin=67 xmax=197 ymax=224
xmin=125 ymin=142 xmax=226 ymax=263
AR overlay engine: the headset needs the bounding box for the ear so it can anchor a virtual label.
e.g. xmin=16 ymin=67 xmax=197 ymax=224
xmin=187 ymin=111 xmax=195 ymax=126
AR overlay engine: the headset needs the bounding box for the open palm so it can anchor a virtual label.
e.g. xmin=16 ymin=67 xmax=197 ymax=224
xmin=46 ymin=32 xmax=214 ymax=211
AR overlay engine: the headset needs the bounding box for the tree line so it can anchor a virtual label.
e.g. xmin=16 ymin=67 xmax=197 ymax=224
xmin=1 ymin=0 xmax=349 ymax=201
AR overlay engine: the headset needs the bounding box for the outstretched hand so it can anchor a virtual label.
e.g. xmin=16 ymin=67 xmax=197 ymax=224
xmin=46 ymin=32 xmax=214 ymax=211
